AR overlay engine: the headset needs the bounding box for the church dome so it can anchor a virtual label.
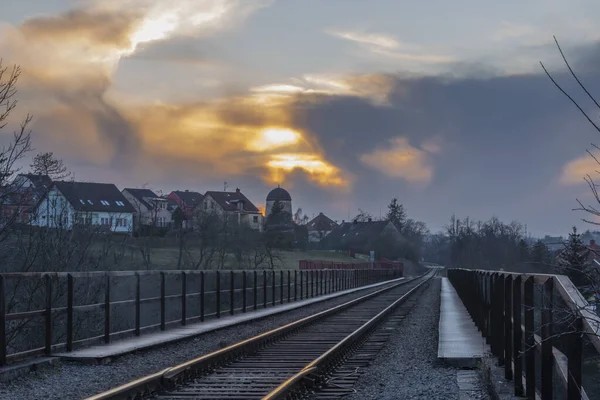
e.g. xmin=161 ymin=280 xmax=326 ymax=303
xmin=267 ymin=187 xmax=291 ymax=202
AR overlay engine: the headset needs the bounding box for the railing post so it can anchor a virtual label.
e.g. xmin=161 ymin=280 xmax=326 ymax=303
xmin=45 ymin=274 xmax=53 ymax=355
xmin=306 ymin=270 xmax=309 ymax=298
xmin=311 ymin=270 xmax=314 ymax=297
xmin=524 ymin=276 xmax=535 ymax=399
xmin=272 ymin=270 xmax=276 ymax=306
xmin=253 ymin=270 xmax=258 ymax=310
xmin=503 ymin=274 xmax=513 ymax=381
xmin=568 ymin=317 xmax=583 ymax=400
xmin=135 ymin=273 xmax=141 ymax=336
xmin=512 ymin=275 xmax=523 ymax=396
xmin=263 ymin=270 xmax=267 ymax=308
xmin=0 ymin=275 xmax=5 ymax=365
xmin=216 ymin=271 xmax=221 ymax=318
xmin=320 ymin=270 xmax=324 ymax=295
xmin=200 ymin=271 xmax=205 ymax=322
xmin=242 ymin=271 xmax=247 ymax=313
xmin=280 ymin=270 xmax=284 ymax=305
xmin=541 ymin=277 xmax=553 ymax=400
xmin=160 ymin=272 xmax=166 ymax=330
xmin=181 ymin=272 xmax=187 ymax=325
xmin=294 ymin=270 xmax=297 ymax=301
xmin=494 ymin=274 xmax=505 ymax=362
xmin=230 ymin=271 xmax=234 ymax=316
xmin=300 ymin=270 xmax=303 ymax=300
xmin=287 ymin=270 xmax=290 ymax=303
xmin=104 ymin=274 xmax=111 ymax=344
xmin=66 ymin=274 xmax=73 ymax=352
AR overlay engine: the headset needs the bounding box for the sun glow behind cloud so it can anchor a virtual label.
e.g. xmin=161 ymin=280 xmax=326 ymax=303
xmin=247 ymin=127 xmax=301 ymax=152
xmin=267 ymin=154 xmax=348 ymax=187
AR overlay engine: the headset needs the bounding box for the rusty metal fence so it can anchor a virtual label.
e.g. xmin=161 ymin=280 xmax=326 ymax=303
xmin=448 ymin=268 xmax=600 ymax=400
xmin=298 ymin=260 xmax=404 ymax=271
xmin=0 ymin=268 xmax=401 ymax=366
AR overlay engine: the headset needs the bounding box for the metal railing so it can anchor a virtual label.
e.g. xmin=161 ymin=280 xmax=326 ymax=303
xmin=448 ymin=268 xmax=600 ymax=400
xmin=298 ymin=260 xmax=404 ymax=270
xmin=0 ymin=268 xmax=401 ymax=366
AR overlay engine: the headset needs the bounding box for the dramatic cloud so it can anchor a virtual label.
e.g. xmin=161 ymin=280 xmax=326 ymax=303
xmin=560 ymin=152 xmax=600 ymax=185
xmin=360 ymin=137 xmax=434 ymax=183
xmin=327 ymin=28 xmax=454 ymax=64
xmin=3 ymin=1 xmax=600 ymax=236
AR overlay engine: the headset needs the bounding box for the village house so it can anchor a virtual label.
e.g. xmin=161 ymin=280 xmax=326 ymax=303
xmin=1 ymin=174 xmax=53 ymax=224
xmin=324 ymin=219 xmax=401 ymax=257
xmin=167 ymin=190 xmax=203 ymax=229
xmin=31 ymin=181 xmax=135 ymax=233
xmin=306 ymin=212 xmax=338 ymax=243
xmin=122 ymin=188 xmax=172 ymax=230
xmin=199 ymin=188 xmax=263 ymax=230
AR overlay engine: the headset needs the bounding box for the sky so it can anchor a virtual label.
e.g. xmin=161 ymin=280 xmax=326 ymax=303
xmin=2 ymin=0 xmax=600 ymax=236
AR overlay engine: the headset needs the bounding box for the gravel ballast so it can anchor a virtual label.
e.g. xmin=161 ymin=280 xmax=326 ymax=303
xmin=345 ymin=277 xmax=462 ymax=400
xmin=0 ymin=281 xmax=400 ymax=400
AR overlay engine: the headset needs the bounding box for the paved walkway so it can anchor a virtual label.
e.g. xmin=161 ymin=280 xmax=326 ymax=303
xmin=438 ymin=277 xmax=486 ymax=367
xmin=56 ymin=277 xmax=404 ymax=361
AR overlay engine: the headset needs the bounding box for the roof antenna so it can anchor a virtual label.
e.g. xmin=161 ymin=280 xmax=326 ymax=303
xmin=224 ymin=181 xmax=228 ymax=191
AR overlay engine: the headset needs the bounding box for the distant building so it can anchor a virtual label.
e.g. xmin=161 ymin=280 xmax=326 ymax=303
xmin=199 ymin=188 xmax=263 ymax=231
xmin=31 ymin=181 xmax=134 ymax=233
xmin=540 ymin=235 xmax=565 ymax=252
xmin=167 ymin=190 xmax=204 ymax=229
xmin=122 ymin=188 xmax=172 ymax=230
xmin=265 ymin=186 xmax=292 ymax=217
xmin=325 ymin=220 xmax=401 ymax=257
xmin=306 ymin=212 xmax=338 ymax=243
xmin=2 ymin=174 xmax=52 ymax=223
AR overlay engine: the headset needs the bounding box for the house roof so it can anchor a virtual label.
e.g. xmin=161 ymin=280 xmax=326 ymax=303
xmin=51 ymin=181 xmax=135 ymax=213
xmin=307 ymin=212 xmax=338 ymax=231
xmin=205 ymin=190 xmax=260 ymax=213
xmin=267 ymin=187 xmax=291 ymax=202
xmin=172 ymin=190 xmax=204 ymax=207
xmin=327 ymin=220 xmax=396 ymax=248
xmin=123 ymin=188 xmax=159 ymax=210
xmin=20 ymin=174 xmax=52 ymax=194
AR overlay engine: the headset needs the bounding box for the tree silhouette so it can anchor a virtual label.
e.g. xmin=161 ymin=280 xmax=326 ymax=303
xmin=559 ymin=227 xmax=589 ymax=287
xmin=386 ymin=198 xmax=406 ymax=231
xmin=30 ymin=152 xmax=70 ymax=180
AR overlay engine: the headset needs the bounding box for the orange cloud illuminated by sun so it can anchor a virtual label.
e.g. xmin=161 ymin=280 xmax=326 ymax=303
xmin=360 ymin=137 xmax=435 ymax=184
xmin=560 ymin=153 xmax=600 ymax=184
xmin=266 ymin=154 xmax=349 ymax=187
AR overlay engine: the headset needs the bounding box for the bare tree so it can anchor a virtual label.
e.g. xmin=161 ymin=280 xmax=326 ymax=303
xmin=29 ymin=151 xmax=71 ymax=180
xmin=352 ymin=209 xmax=373 ymax=223
xmin=540 ymin=37 xmax=600 ymax=227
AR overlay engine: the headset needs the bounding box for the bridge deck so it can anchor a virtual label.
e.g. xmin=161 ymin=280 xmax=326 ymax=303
xmin=438 ymin=277 xmax=485 ymax=367
xmin=55 ymin=277 xmax=404 ymax=362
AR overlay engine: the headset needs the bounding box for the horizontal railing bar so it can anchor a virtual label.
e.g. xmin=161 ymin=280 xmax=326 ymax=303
xmin=0 ymin=268 xmax=387 ymax=279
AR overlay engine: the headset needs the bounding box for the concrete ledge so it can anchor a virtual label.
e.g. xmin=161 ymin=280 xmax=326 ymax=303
xmin=0 ymin=357 xmax=59 ymax=382
xmin=55 ymin=277 xmax=405 ymax=363
xmin=438 ymin=277 xmax=485 ymax=368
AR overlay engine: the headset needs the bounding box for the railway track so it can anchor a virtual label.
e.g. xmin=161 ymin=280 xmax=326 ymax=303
xmin=86 ymin=271 xmax=434 ymax=400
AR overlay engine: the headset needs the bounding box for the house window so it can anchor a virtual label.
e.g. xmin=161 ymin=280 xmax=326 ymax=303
xmin=79 ymin=199 xmax=85 ymax=205
xmin=253 ymin=216 xmax=259 ymax=223
xmin=100 ymin=200 xmax=109 ymax=206
xmin=116 ymin=218 xmax=122 ymax=227
xmin=87 ymin=200 xmax=93 ymax=205
xmin=116 ymin=201 xmax=125 ymax=206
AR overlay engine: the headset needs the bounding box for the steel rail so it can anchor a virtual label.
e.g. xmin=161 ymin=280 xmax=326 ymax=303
xmin=262 ymin=271 xmax=434 ymax=400
xmin=84 ymin=275 xmax=419 ymax=400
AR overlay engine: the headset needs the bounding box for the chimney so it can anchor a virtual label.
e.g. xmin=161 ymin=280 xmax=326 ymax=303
xmin=185 ymin=189 xmax=189 ymax=192
xmin=342 ymin=220 xmax=345 ymax=224
xmin=236 ymin=188 xmax=240 ymax=193
xmin=591 ymin=240 xmax=596 ymax=247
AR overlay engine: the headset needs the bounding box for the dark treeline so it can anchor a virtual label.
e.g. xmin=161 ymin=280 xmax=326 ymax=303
xmin=423 ymin=215 xmax=556 ymax=274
